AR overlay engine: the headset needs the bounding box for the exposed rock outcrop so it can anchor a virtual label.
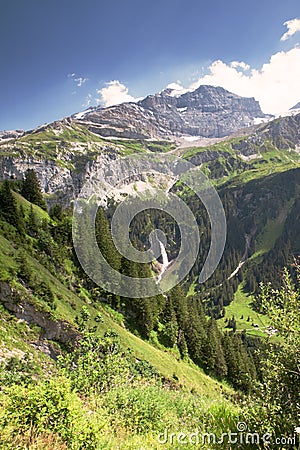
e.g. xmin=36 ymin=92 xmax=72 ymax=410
xmin=0 ymin=147 xmax=121 ymax=205
xmin=76 ymin=85 xmax=267 ymax=140
xmin=0 ymin=130 xmax=25 ymax=140
xmin=0 ymin=282 xmax=80 ymax=346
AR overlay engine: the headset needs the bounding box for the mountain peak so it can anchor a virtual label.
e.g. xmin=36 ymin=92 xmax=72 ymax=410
xmin=290 ymin=101 xmax=300 ymax=110
xmin=71 ymin=85 xmax=266 ymax=140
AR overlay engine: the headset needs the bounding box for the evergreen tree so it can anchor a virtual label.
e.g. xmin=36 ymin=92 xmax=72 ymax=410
xmin=184 ymin=297 xmax=207 ymax=366
xmin=169 ymin=285 xmax=189 ymax=330
xmin=95 ymin=207 xmax=120 ymax=271
xmin=222 ymin=332 xmax=239 ymax=386
xmin=35 ymin=280 xmax=56 ymax=310
xmin=168 ymin=285 xmax=190 ymax=357
xmin=177 ymin=330 xmax=188 ymax=358
xmin=120 ymin=256 xmax=158 ymax=338
xmin=15 ymin=249 xmax=32 ymax=285
xmin=73 ymin=200 xmax=98 ymax=281
xmin=0 ymin=181 xmax=25 ymax=234
xmin=159 ymin=296 xmax=178 ymax=348
xmin=226 ymin=315 xmax=237 ymax=332
xmin=203 ymin=318 xmax=227 ymax=379
xmin=135 ymin=262 xmax=158 ymax=338
xmin=27 ymin=205 xmax=40 ymax=237
xmin=21 ymin=169 xmax=47 ymax=210
xmin=49 ymin=204 xmax=64 ymax=222
xmin=222 ymin=332 xmax=256 ymax=392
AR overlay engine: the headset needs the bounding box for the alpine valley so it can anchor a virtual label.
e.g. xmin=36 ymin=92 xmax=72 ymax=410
xmin=0 ymin=85 xmax=299 ymax=449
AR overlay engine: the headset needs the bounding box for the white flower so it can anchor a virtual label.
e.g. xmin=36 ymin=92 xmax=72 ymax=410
xmin=295 ymin=427 xmax=300 ymax=434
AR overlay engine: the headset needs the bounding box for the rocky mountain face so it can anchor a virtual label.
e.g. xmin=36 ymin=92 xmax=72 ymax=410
xmin=0 ymin=130 xmax=25 ymax=140
xmin=0 ymin=112 xmax=299 ymax=206
xmin=291 ymin=102 xmax=300 ymax=110
xmin=0 ymin=85 xmax=299 ymax=207
xmin=74 ymin=85 xmax=267 ymax=140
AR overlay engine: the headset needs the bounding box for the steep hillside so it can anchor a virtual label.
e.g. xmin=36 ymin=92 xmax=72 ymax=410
xmin=0 ymin=186 xmax=245 ymax=449
xmin=0 ymin=99 xmax=300 ymax=449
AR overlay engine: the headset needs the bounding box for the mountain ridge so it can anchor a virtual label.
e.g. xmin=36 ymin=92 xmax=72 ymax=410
xmin=74 ymin=84 xmax=268 ymax=140
xmin=0 ymin=112 xmax=299 ymax=206
xmin=1 ymin=85 xmax=268 ymax=141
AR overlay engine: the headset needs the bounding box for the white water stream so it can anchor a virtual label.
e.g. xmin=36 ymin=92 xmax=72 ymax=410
xmin=157 ymin=240 xmax=169 ymax=283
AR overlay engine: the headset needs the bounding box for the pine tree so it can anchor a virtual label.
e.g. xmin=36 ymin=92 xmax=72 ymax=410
xmin=184 ymin=297 xmax=207 ymax=366
xmin=27 ymin=205 xmax=40 ymax=237
xmin=222 ymin=332 xmax=239 ymax=385
xmin=15 ymin=249 xmax=32 ymax=284
xmin=21 ymin=169 xmax=47 ymax=210
xmin=177 ymin=329 xmax=188 ymax=358
xmin=135 ymin=262 xmax=158 ymax=338
xmin=203 ymin=318 xmax=227 ymax=378
xmin=73 ymin=200 xmax=98 ymax=282
xmin=49 ymin=203 xmax=64 ymax=222
xmin=35 ymin=280 xmax=56 ymax=309
xmin=0 ymin=180 xmax=25 ymax=234
xmin=95 ymin=207 xmax=121 ymax=279
xmin=159 ymin=296 xmax=178 ymax=347
xmin=222 ymin=332 xmax=256 ymax=392
xmin=167 ymin=285 xmax=190 ymax=357
xmin=120 ymin=257 xmax=157 ymax=338
xmin=169 ymin=285 xmax=189 ymax=330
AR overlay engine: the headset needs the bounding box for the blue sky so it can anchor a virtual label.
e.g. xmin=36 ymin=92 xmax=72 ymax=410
xmin=1 ymin=0 xmax=300 ymax=130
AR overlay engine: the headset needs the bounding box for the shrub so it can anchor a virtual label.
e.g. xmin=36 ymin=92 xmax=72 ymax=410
xmin=0 ymin=376 xmax=106 ymax=449
xmin=0 ymin=353 xmax=41 ymax=387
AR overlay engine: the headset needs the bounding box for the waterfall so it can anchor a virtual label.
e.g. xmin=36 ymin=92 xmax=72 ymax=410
xmin=157 ymin=240 xmax=169 ymax=283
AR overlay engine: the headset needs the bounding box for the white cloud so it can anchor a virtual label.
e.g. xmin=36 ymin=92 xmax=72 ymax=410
xmin=167 ymin=47 xmax=300 ymax=114
xmin=82 ymin=93 xmax=93 ymax=107
xmin=230 ymin=61 xmax=250 ymax=71
xmin=280 ymin=18 xmax=300 ymax=41
xmin=68 ymin=73 xmax=89 ymax=87
xmin=75 ymin=77 xmax=88 ymax=87
xmin=166 ymin=82 xmax=189 ymax=96
xmin=97 ymin=80 xmax=138 ymax=107
xmin=164 ymin=21 xmax=300 ymax=115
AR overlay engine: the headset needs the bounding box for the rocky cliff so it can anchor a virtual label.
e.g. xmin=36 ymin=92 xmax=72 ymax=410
xmin=0 ymin=282 xmax=80 ymax=345
xmin=75 ymin=85 xmax=267 ymax=140
xmin=0 ymin=97 xmax=299 ymax=207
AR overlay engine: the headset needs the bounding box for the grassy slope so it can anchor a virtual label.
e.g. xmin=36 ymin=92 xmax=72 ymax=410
xmin=220 ymin=284 xmax=270 ymax=337
xmin=182 ymin=136 xmax=300 ymax=189
xmin=219 ymin=193 xmax=298 ymax=335
xmin=0 ymin=284 xmax=228 ymax=400
xmin=3 ymin=126 xmax=299 ymax=399
xmin=0 ymin=123 xmax=176 ymax=160
xmin=0 ymin=196 xmax=232 ymax=401
xmin=250 ymin=195 xmax=297 ymax=261
xmin=100 ymin=311 xmax=230 ymax=397
xmin=12 ymin=191 xmax=50 ymax=220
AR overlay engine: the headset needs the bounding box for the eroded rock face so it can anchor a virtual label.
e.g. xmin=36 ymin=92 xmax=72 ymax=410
xmin=0 ymin=282 xmax=80 ymax=346
xmin=78 ymin=85 xmax=266 ymax=139
xmin=0 ymin=148 xmax=121 ymax=205
xmin=0 ymin=89 xmax=297 ymax=208
xmin=0 ymin=130 xmax=25 ymax=140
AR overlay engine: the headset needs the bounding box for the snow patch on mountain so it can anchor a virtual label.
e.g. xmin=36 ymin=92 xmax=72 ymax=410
xmin=73 ymin=107 xmax=95 ymax=120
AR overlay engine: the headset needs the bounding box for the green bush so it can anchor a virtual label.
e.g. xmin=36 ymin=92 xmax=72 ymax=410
xmin=58 ymin=331 xmax=159 ymax=395
xmin=0 ymin=376 xmax=106 ymax=449
xmin=0 ymin=353 xmax=41 ymax=387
